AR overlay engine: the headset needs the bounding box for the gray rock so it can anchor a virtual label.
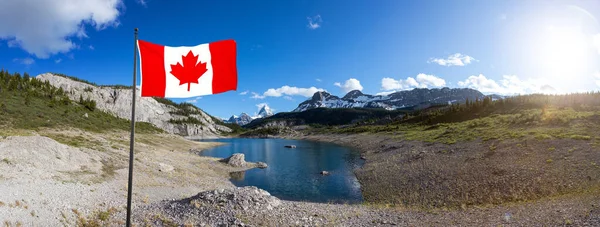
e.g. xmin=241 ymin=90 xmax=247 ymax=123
xmin=83 ymin=113 xmax=88 ymax=118
xmin=193 ymin=186 xmax=281 ymax=211
xmin=224 ymin=153 xmax=246 ymax=167
xmin=36 ymin=73 xmax=232 ymax=137
xmin=256 ymin=162 xmax=268 ymax=169
xmin=158 ymin=163 xmax=174 ymax=172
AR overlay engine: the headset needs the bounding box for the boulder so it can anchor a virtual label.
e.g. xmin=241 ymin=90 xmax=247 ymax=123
xmin=320 ymin=171 xmax=330 ymax=175
xmin=223 ymin=153 xmax=246 ymax=167
xmin=192 ymin=186 xmax=281 ymax=211
xmin=256 ymin=162 xmax=268 ymax=169
xmin=158 ymin=163 xmax=174 ymax=172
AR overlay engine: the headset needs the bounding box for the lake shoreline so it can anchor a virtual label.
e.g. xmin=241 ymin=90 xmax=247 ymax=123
xmin=3 ymin=130 xmax=597 ymax=226
xmin=196 ymin=137 xmax=365 ymax=204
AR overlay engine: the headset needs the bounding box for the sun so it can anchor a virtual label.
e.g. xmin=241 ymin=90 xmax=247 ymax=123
xmin=537 ymin=26 xmax=591 ymax=82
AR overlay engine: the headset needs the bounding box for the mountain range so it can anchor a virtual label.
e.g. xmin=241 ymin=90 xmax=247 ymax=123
xmin=226 ymin=104 xmax=274 ymax=125
xmin=293 ymin=88 xmax=493 ymax=112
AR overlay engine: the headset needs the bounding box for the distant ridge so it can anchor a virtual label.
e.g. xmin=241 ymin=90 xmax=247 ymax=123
xmin=293 ymin=87 xmax=489 ymax=112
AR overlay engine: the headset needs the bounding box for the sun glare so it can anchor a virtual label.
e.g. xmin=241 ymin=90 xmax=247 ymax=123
xmin=538 ymin=26 xmax=590 ymax=82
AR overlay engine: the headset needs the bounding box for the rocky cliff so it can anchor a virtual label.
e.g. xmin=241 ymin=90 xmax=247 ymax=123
xmin=36 ymin=73 xmax=231 ymax=138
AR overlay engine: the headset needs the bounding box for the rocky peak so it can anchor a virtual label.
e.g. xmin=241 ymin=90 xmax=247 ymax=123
xmin=342 ymin=90 xmax=364 ymax=100
xmin=257 ymin=105 xmax=274 ymax=118
xmin=226 ymin=112 xmax=255 ymax=126
xmin=310 ymin=91 xmax=333 ymax=102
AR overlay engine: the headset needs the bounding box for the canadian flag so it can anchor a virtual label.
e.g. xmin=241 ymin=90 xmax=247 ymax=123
xmin=137 ymin=39 xmax=237 ymax=98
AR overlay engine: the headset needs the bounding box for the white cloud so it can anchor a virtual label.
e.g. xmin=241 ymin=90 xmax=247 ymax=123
xmin=13 ymin=58 xmax=35 ymax=65
xmin=136 ymin=0 xmax=147 ymax=6
xmin=250 ymin=92 xmax=265 ymax=99
xmin=334 ymin=78 xmax=363 ymax=93
xmin=428 ymin=53 xmax=476 ymax=66
xmin=239 ymin=90 xmax=249 ymax=95
xmin=185 ymin=97 xmax=201 ymax=103
xmin=595 ymin=72 xmax=600 ymax=87
xmin=263 ymin=86 xmax=326 ymax=98
xmin=316 ymin=78 xmax=322 ymax=82
xmin=457 ymin=74 xmax=550 ymax=95
xmin=381 ymin=73 xmax=446 ymax=91
xmin=416 ymin=74 xmax=446 ymax=87
xmin=457 ymin=74 xmax=501 ymax=93
xmin=283 ymin=96 xmax=293 ymax=100
xmin=0 ymin=0 xmax=122 ymax=58
xmin=307 ymin=15 xmax=322 ymax=30
xmin=54 ymin=58 xmax=62 ymax=64
xmin=89 ymin=45 xmax=95 ymax=50
xmin=593 ymin=34 xmax=600 ymax=55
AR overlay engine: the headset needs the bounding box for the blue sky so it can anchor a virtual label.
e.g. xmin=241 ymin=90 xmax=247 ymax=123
xmin=2 ymin=0 xmax=600 ymax=119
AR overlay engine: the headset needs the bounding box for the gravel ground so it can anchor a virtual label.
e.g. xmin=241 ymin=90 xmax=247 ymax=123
xmin=0 ymin=132 xmax=245 ymax=226
xmin=1 ymin=131 xmax=599 ymax=226
xmin=132 ymin=185 xmax=600 ymax=226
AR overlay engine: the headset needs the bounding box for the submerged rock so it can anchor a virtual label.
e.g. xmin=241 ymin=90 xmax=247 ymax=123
xmin=320 ymin=171 xmax=330 ymax=175
xmin=223 ymin=153 xmax=246 ymax=167
xmin=256 ymin=162 xmax=268 ymax=169
xmin=284 ymin=145 xmax=296 ymax=148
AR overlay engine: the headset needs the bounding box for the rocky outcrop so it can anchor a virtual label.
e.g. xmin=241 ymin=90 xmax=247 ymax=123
xmin=193 ymin=187 xmax=281 ymax=211
xmin=36 ymin=73 xmax=231 ymax=138
xmin=223 ymin=153 xmax=246 ymax=167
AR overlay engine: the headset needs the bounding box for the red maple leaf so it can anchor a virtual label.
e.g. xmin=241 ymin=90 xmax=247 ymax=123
xmin=170 ymin=50 xmax=208 ymax=91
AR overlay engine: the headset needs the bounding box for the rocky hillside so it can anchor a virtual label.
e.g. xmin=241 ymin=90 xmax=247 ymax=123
xmin=293 ymin=88 xmax=486 ymax=112
xmin=36 ymin=73 xmax=231 ymax=138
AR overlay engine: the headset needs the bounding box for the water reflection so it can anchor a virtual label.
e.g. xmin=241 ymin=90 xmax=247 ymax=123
xmin=230 ymin=171 xmax=245 ymax=181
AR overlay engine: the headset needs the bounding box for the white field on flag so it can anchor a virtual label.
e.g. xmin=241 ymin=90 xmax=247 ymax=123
xmin=164 ymin=44 xmax=213 ymax=98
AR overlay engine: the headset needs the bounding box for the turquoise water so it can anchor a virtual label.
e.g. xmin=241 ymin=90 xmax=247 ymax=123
xmin=199 ymin=138 xmax=364 ymax=203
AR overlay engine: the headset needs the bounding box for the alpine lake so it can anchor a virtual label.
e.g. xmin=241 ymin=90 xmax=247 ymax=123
xmin=198 ymin=138 xmax=364 ymax=204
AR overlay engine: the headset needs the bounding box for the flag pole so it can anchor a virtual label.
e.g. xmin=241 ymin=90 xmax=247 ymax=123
xmin=126 ymin=27 xmax=139 ymax=227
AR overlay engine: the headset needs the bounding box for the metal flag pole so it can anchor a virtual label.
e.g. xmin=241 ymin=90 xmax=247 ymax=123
xmin=126 ymin=28 xmax=139 ymax=227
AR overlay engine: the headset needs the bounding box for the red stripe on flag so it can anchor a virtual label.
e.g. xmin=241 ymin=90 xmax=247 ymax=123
xmin=209 ymin=40 xmax=237 ymax=94
xmin=138 ymin=40 xmax=166 ymax=97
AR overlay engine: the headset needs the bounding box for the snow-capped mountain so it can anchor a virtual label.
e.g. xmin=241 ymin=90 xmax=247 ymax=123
xmin=293 ymin=88 xmax=486 ymax=112
xmin=226 ymin=104 xmax=275 ymax=125
xmin=256 ymin=105 xmax=274 ymax=118
xmin=226 ymin=113 xmax=254 ymax=125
